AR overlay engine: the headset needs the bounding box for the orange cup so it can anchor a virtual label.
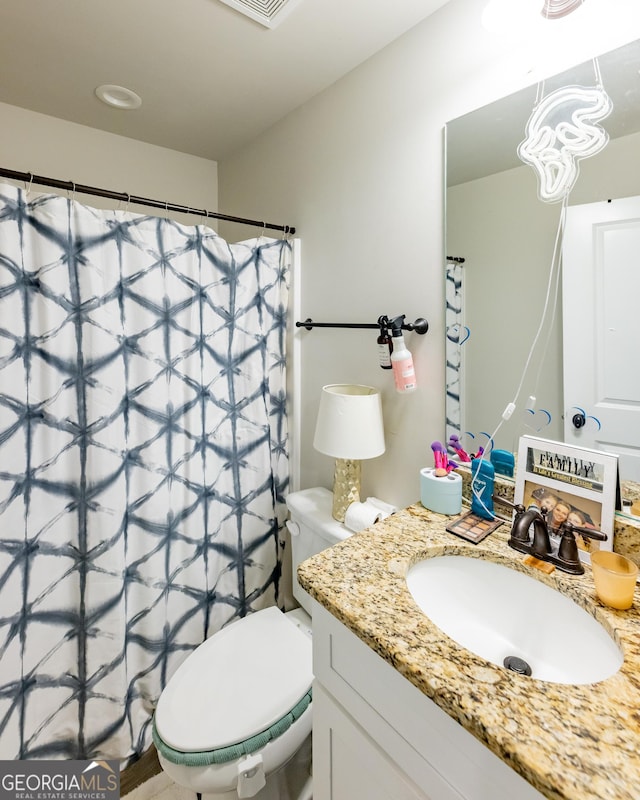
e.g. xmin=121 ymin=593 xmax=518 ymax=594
xmin=591 ymin=551 xmax=638 ymax=610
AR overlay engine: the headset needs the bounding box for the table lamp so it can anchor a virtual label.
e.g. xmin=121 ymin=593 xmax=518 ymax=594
xmin=313 ymin=384 xmax=385 ymax=521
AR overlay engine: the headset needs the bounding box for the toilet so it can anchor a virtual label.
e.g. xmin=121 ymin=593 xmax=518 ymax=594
xmin=153 ymin=487 xmax=350 ymax=800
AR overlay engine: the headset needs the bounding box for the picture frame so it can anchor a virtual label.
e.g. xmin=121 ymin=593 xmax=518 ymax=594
xmin=514 ymin=435 xmax=619 ymax=566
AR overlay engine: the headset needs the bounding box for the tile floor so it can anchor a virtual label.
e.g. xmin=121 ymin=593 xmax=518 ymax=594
xmin=123 ymin=772 xmax=193 ymax=800
xmin=123 ymin=737 xmax=312 ymax=800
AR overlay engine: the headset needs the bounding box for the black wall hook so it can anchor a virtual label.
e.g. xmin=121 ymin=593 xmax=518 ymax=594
xmin=572 ymin=411 xmax=586 ymax=429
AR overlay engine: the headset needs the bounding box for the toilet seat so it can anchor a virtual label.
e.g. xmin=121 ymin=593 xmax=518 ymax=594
xmin=153 ymin=688 xmax=311 ymax=768
xmin=153 ymin=607 xmax=313 ymax=761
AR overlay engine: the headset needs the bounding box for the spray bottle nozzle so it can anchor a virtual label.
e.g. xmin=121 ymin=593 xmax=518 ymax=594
xmin=389 ymin=314 xmax=406 ymax=337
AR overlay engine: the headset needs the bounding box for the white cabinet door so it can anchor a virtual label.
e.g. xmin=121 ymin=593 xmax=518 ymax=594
xmin=312 ymin=602 xmax=545 ymax=800
xmin=313 ymin=683 xmax=435 ymax=800
xmin=563 ymin=196 xmax=640 ymax=481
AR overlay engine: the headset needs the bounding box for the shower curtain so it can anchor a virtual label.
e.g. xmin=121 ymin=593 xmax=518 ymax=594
xmin=445 ymin=260 xmax=464 ymax=443
xmin=0 ymin=183 xmax=290 ymax=764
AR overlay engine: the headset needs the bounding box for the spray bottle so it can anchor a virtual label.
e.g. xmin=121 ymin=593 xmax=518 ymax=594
xmin=389 ymin=315 xmax=417 ymax=393
xmin=376 ymin=315 xmax=393 ymax=369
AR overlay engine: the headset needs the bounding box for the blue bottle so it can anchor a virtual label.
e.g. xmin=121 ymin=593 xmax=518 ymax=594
xmin=491 ymin=448 xmax=515 ymax=478
xmin=471 ymin=457 xmax=495 ymax=520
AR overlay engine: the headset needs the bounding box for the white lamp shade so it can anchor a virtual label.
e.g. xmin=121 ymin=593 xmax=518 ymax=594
xmin=313 ymin=384 xmax=385 ymax=460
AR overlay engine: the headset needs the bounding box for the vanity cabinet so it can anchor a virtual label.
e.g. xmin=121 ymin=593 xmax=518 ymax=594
xmin=311 ymin=601 xmax=544 ymax=800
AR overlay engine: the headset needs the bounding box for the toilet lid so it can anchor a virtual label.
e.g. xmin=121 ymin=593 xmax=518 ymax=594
xmin=154 ymin=607 xmax=313 ymax=752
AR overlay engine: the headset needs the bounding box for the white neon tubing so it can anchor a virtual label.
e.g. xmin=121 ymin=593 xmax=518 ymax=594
xmin=518 ymin=84 xmax=613 ymax=203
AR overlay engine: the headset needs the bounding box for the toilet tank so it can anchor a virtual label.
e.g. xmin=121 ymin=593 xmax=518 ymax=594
xmin=286 ymin=487 xmax=353 ymax=616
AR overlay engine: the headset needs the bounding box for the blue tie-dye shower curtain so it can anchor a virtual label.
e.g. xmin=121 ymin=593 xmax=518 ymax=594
xmin=0 ymin=183 xmax=290 ymax=764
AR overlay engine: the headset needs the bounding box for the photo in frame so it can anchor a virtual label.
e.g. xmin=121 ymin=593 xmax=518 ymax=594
xmin=514 ymin=435 xmax=619 ymax=566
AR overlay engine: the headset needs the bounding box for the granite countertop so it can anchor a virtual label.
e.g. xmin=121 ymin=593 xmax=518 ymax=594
xmin=297 ymin=503 xmax=640 ymax=800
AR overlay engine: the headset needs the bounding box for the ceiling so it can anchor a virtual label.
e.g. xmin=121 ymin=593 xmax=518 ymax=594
xmin=0 ymin=0 xmax=450 ymax=162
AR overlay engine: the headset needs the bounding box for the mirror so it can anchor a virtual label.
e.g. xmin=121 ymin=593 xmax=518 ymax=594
xmin=445 ymin=37 xmax=640 ymax=483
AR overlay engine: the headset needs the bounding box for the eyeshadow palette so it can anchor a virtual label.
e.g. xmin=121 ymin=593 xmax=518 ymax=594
xmin=445 ymin=511 xmax=503 ymax=544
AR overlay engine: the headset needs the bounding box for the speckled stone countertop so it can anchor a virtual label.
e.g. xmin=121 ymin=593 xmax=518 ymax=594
xmin=297 ymin=503 xmax=640 ymax=800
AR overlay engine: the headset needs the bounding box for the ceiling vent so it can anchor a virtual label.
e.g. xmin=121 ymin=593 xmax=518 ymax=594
xmin=218 ymin=0 xmax=303 ymax=29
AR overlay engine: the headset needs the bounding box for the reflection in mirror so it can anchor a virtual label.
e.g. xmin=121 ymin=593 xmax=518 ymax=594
xmin=445 ymin=38 xmax=640 ymax=484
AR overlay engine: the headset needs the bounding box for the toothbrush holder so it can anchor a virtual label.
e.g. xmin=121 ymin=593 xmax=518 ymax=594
xmin=420 ymin=468 xmax=462 ymax=516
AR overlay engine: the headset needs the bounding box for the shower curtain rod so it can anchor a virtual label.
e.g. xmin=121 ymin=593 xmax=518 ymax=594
xmin=0 ymin=167 xmax=296 ymax=235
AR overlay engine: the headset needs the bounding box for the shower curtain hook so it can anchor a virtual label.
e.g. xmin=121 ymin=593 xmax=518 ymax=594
xmin=24 ymin=172 xmax=34 ymax=198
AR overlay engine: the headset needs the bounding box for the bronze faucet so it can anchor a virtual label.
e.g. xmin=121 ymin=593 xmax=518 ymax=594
xmin=509 ymin=505 xmax=548 ymax=553
xmin=508 ymin=504 xmax=607 ymax=575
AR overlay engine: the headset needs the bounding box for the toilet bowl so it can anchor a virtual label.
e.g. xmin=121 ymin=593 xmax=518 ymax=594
xmin=153 ymin=606 xmax=312 ymax=799
xmin=153 ymin=487 xmax=349 ymax=800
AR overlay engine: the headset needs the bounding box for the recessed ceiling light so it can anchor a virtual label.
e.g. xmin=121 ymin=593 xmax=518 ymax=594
xmin=95 ymin=84 xmax=142 ymax=110
xmin=541 ymin=0 xmax=585 ymax=19
xmin=218 ymin=0 xmax=304 ymax=29
xmin=482 ymin=0 xmax=585 ymax=33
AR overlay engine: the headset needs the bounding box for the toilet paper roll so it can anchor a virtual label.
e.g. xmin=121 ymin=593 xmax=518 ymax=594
xmin=366 ymin=496 xmax=397 ymax=517
xmin=344 ymin=501 xmax=382 ymax=532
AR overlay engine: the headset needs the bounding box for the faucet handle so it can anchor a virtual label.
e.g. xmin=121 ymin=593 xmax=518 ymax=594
xmin=509 ymin=504 xmax=530 ymax=545
xmin=570 ymin=523 xmax=607 ymax=542
xmin=556 ymin=524 xmax=582 ymax=570
xmin=494 ymin=495 xmax=523 ymax=512
xmin=555 ymin=522 xmax=607 ymax=575
xmin=507 ymin=504 xmax=536 ymax=554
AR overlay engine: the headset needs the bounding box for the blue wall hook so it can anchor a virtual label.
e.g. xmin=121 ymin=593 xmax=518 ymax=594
xmin=524 ymin=408 xmax=552 ymax=431
xmin=463 ymin=431 xmax=494 ymax=458
xmin=446 ymin=324 xmax=470 ymax=345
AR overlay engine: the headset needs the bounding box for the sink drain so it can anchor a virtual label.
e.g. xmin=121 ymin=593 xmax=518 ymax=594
xmin=503 ymin=655 xmax=532 ymax=676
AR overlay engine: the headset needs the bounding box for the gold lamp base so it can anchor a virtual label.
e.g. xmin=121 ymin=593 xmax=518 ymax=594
xmin=332 ymin=458 xmax=361 ymax=521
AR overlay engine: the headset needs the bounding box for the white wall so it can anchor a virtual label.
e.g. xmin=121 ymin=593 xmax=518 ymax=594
xmin=218 ymin=0 xmax=640 ymax=508
xmin=0 ymin=102 xmax=218 ymax=225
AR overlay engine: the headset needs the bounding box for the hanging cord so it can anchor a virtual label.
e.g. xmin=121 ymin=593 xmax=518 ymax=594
xmin=531 ymin=200 xmax=567 ymax=399
xmin=534 ymin=11 xmax=603 ymax=105
xmin=593 ymin=56 xmax=603 ymax=87
xmin=470 ymin=196 xmax=569 ymax=518
xmin=511 ymin=195 xmax=568 ymax=409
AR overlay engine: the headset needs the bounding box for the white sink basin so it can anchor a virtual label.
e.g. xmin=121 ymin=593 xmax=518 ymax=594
xmin=406 ymin=555 xmax=623 ymax=684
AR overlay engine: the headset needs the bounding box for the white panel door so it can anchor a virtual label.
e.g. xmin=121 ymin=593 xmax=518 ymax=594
xmin=313 ymin=683 xmax=438 ymax=800
xmin=563 ymin=196 xmax=640 ymax=482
